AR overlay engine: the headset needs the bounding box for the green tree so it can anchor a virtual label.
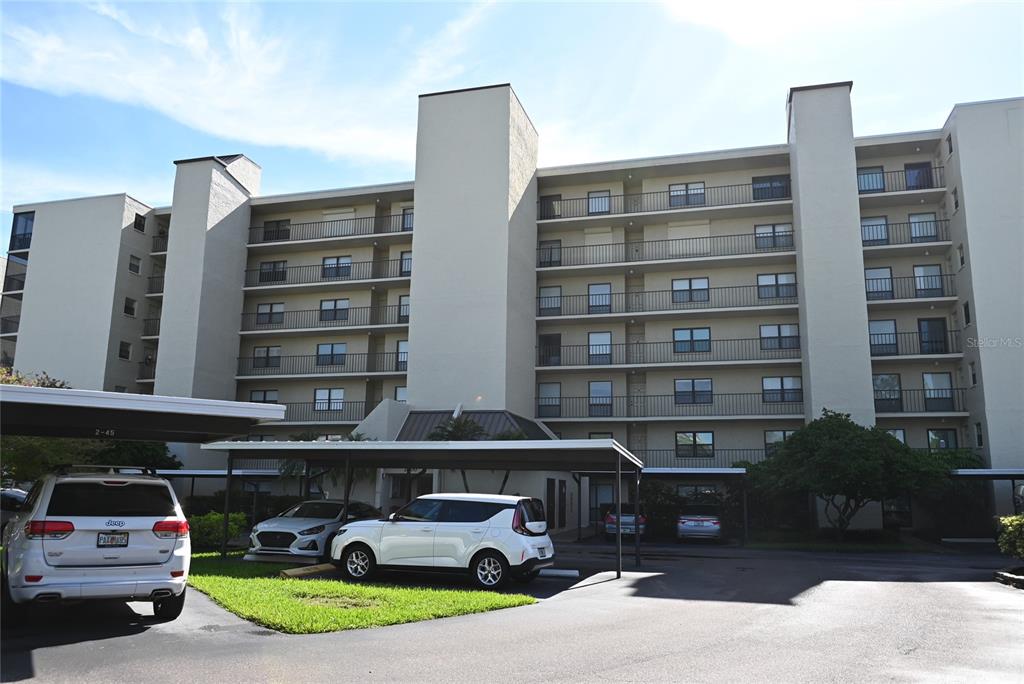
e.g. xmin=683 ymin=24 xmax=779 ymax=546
xmin=748 ymin=409 xmax=969 ymax=539
xmin=427 ymin=415 xmax=486 ymax=441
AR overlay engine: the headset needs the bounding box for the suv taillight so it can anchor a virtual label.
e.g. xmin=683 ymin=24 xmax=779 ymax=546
xmin=25 ymin=521 xmax=74 ymax=539
xmin=638 ymin=515 xmax=647 ymax=525
xmin=512 ymin=506 xmax=528 ymax=536
xmin=604 ymin=513 xmax=615 ymax=524
xmin=153 ymin=520 xmax=190 ymax=539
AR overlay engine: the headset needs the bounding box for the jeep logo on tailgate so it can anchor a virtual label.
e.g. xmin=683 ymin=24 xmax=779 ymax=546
xmin=106 ymin=520 xmax=126 ymax=528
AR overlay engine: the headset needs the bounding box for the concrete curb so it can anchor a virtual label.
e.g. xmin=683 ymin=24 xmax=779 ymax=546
xmin=993 ymin=567 xmax=1024 ymax=589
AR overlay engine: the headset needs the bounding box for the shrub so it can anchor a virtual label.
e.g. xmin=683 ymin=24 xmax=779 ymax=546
xmin=189 ymin=511 xmax=248 ymax=550
xmin=997 ymin=515 xmax=1024 ymax=560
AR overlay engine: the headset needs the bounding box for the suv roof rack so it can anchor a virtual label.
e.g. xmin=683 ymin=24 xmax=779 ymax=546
xmin=53 ymin=464 xmax=160 ymax=477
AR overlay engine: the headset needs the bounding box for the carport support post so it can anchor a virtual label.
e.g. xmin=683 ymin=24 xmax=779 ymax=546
xmin=342 ymin=456 xmax=352 ymax=522
xmin=634 ymin=468 xmax=641 ymax=569
xmin=221 ymin=454 xmax=233 ymax=559
xmin=615 ymin=452 xmax=622 ymax=579
xmin=742 ymin=481 xmax=749 ymax=547
xmin=572 ymin=474 xmax=582 ymax=542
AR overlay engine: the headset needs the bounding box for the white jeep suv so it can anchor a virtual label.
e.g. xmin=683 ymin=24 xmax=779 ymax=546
xmin=330 ymin=493 xmax=553 ymax=589
xmin=1 ymin=470 xmax=191 ymax=622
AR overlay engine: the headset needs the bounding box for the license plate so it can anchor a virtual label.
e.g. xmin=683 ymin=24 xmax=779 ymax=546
xmin=622 ymin=527 xmax=635 ymax=534
xmin=97 ymin=532 xmax=128 ymax=548
xmin=538 ymin=547 xmax=547 ymax=558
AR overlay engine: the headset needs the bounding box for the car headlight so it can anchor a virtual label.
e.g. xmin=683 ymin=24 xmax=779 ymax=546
xmin=299 ymin=524 xmax=326 ymax=536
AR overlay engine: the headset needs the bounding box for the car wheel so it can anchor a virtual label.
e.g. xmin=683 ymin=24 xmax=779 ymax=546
xmin=470 ymin=551 xmax=509 ymax=590
xmin=513 ymin=569 xmax=540 ymax=584
xmin=153 ymin=587 xmax=186 ymax=621
xmin=340 ymin=544 xmax=376 ymax=582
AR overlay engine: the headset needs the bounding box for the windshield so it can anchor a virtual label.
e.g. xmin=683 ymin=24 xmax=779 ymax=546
xmin=280 ymin=502 xmax=344 ymax=519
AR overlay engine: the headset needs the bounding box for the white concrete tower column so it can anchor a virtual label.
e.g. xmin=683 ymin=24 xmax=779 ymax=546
xmin=406 ymin=85 xmax=539 ymax=416
xmin=788 ymin=83 xmax=876 ymax=425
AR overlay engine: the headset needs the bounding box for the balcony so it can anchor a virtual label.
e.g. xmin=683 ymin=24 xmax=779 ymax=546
xmin=865 ymin=274 xmax=956 ymax=302
xmin=278 ymin=401 xmax=367 ymax=424
xmin=869 ymin=330 xmax=961 ymax=357
xmin=142 ymin=318 xmax=161 ymax=337
xmin=152 ymin=235 xmax=168 ymax=253
xmin=537 ymin=232 xmax=794 ymax=269
xmin=537 ymin=285 xmax=798 ymax=318
xmin=248 ymin=213 xmax=412 ymax=245
xmin=243 ymin=259 xmax=410 ymax=289
xmin=861 ymin=219 xmax=950 ymax=248
xmin=537 ymin=338 xmax=800 ymax=369
xmin=634 ymin=448 xmax=768 ymax=469
xmin=3 ymin=273 xmax=26 ymax=293
xmin=538 ymin=180 xmax=791 ymax=221
xmin=137 ymin=362 xmax=156 ymax=381
xmin=241 ymin=304 xmax=408 ymax=333
xmin=857 ymin=167 xmax=944 ymax=195
xmin=537 ymin=393 xmax=803 ymax=420
xmin=236 ymin=352 xmax=407 ymax=378
xmin=873 ymin=388 xmax=969 ymax=414
xmin=9 ymin=234 xmax=32 ymax=251
xmin=147 ymin=275 xmax=165 ymax=295
xmin=0 ymin=316 xmax=19 ymax=335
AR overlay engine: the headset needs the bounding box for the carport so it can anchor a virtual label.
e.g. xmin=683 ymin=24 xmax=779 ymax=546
xmin=950 ymin=468 xmax=1024 ymax=515
xmin=202 ymin=439 xmax=644 ymax=577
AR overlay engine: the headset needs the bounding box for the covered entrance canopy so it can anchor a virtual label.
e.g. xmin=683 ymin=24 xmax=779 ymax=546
xmin=203 ymin=438 xmax=644 ymax=576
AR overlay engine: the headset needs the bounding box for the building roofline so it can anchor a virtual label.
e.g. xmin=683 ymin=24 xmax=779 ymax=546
xmin=787 ymin=81 xmax=853 ymax=104
xmin=854 ymin=129 xmax=944 ymax=146
xmin=251 ymin=180 xmax=415 ymax=206
xmin=12 ymin=192 xmax=130 ymax=213
xmin=173 ymin=154 xmax=261 ymax=170
xmin=536 ymin=143 xmax=791 ymax=178
xmin=419 ymin=83 xmax=512 ymax=99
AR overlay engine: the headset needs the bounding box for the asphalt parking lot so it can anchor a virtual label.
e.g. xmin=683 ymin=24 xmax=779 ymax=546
xmin=3 ymin=549 xmax=1022 ymax=683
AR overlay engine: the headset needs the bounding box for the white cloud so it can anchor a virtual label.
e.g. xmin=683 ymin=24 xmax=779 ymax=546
xmin=1 ymin=161 xmax=173 ymax=212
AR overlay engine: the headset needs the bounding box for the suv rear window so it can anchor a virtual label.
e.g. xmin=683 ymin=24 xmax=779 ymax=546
xmin=519 ymin=498 xmax=546 ymax=523
xmin=439 ymin=500 xmax=512 ymax=523
xmin=47 ymin=482 xmax=175 ymax=517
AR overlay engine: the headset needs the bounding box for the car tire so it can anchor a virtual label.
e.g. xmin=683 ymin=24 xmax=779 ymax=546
xmin=470 ymin=550 xmax=509 ymax=590
xmin=153 ymin=587 xmax=186 ymax=621
xmin=340 ymin=544 xmax=376 ymax=582
xmin=513 ymin=569 xmax=540 ymax=584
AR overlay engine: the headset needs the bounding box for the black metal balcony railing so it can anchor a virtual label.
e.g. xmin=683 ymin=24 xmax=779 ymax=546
xmin=241 ymin=304 xmax=408 ymax=332
xmin=869 ymin=330 xmax=961 ymax=357
xmin=537 ymin=393 xmax=803 ymax=419
xmin=632 ymin=449 xmax=769 ymax=469
xmin=1 ymin=316 xmax=19 ymax=334
xmin=147 ymin=275 xmax=165 ymax=294
xmin=537 ymin=338 xmax=800 ymax=367
xmin=873 ymin=388 xmax=968 ymax=413
xmin=280 ymin=401 xmax=368 ymax=423
xmin=237 ymin=352 xmax=407 ymax=377
xmin=537 ymin=285 xmax=798 ymax=317
xmin=142 ymin=318 xmax=161 ymax=336
xmin=9 ymin=234 xmax=32 ymax=251
xmin=137 ymin=362 xmax=156 ymax=380
xmin=538 ymin=181 xmax=791 ymax=220
xmin=248 ymin=213 xmax=413 ymax=245
xmin=858 ymin=167 xmax=944 ymax=194
xmin=861 ymin=220 xmax=950 ymax=247
xmin=537 ymin=232 xmax=794 ymax=268
xmin=3 ymin=273 xmax=26 ymax=292
xmin=244 ymin=259 xmax=410 ymax=288
xmin=865 ymin=274 xmax=956 ymax=301
xmin=152 ymin=235 xmax=168 ymax=252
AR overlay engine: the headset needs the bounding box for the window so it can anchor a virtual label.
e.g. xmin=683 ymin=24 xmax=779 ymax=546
xmin=928 ymin=428 xmax=957 ymax=451
xmin=873 ymin=373 xmax=903 ymax=412
xmin=909 ymin=212 xmax=938 ymax=243
xmin=669 ymin=182 xmax=705 ymax=208
xmin=118 ymin=341 xmax=132 ymax=360
xmin=400 ymin=251 xmax=413 ymax=277
xmin=975 ymin=422 xmax=984 ymax=448
xmin=671 ymin=277 xmax=709 ymax=304
xmin=588 ymin=283 xmax=612 ymax=314
xmin=757 ymin=273 xmax=796 ymax=299
xmin=673 ymin=327 xmax=711 ymax=353
xmin=957 ymin=244 xmax=965 ymax=268
xmin=676 ymin=431 xmax=714 ymax=458
xmin=123 ymin=297 xmax=137 ymax=317
xmin=249 ymin=389 xmax=278 ymax=403
xmin=262 ymin=219 xmax=291 ymax=241
xmin=963 ymin=301 xmax=971 ymax=326
xmin=752 ymin=174 xmax=790 ymax=201
xmin=394 ymin=386 xmax=408 ymax=403
xmin=538 ymin=333 xmax=561 ymax=366
xmin=762 ymin=376 xmax=802 ymax=403
xmin=253 ymin=346 xmax=281 ymax=368
xmin=969 ymin=362 xmax=977 ymax=386
xmin=674 ymin=378 xmax=713 ymax=404
xmin=868 ymin=319 xmax=898 ymax=356
xmin=922 ymin=372 xmax=954 ymax=411
xmin=322 ymin=256 xmax=352 ymax=280
xmin=396 ymin=340 xmax=408 ymax=371
xmin=588 ymin=381 xmax=613 ymax=417
xmin=952 ymin=187 xmax=959 ymax=210
xmin=587 ymin=190 xmax=611 ymax=216
xmin=538 ymin=286 xmax=562 ymax=315
xmin=539 ymin=194 xmax=562 ymax=219
xmin=589 ymin=432 xmax=613 ymax=440
xmin=904 ymin=163 xmax=933 ymax=190
xmin=256 ymin=303 xmax=284 ymax=325
xmin=316 ymin=343 xmax=347 ymax=366
xmin=314 ymin=388 xmax=344 ymax=411
xmin=128 ymin=255 xmax=142 ymax=275
xmin=886 ymin=429 xmax=906 ymax=444
xmin=538 ymin=382 xmax=561 ymax=417
xmin=47 ymin=482 xmax=175 ymax=517
xmin=259 ymin=260 xmax=287 ymax=283
xmin=439 ymin=500 xmax=511 ymax=523
xmin=319 ymin=298 xmax=350 ymax=322
xmin=401 ymin=208 xmax=414 ymax=231
xmin=865 ymin=267 xmax=893 ymax=300
xmin=10 ymin=212 xmax=33 ymax=250
xmin=917 ymin=318 xmax=948 ymax=354
xmin=398 ymin=295 xmax=410 ymax=323
xmin=394 ymin=498 xmax=443 ymax=522
xmin=759 ymin=324 xmax=799 ymax=350
xmin=113 ymin=385 xmax=127 ymax=393
xmin=588 ymin=332 xmax=612 ymax=365
xmin=764 ymin=430 xmax=797 ymax=455
xmin=133 ymin=213 xmax=146 ymax=233
xmin=861 ymin=216 xmax=889 ymax=245
xmin=946 ymin=134 xmax=953 ymax=156
xmin=914 ymin=265 xmax=943 ymax=297
xmin=754 ymin=223 xmax=793 ymax=250
xmin=857 ymin=166 xmax=885 ymax=193
xmin=539 ymin=240 xmax=562 ymax=267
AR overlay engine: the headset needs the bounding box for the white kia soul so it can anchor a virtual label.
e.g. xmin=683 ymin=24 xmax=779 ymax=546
xmin=330 ymin=493 xmax=553 ymax=589
xmin=1 ymin=469 xmax=191 ymax=622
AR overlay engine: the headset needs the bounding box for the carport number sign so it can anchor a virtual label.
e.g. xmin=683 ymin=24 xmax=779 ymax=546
xmin=94 ymin=428 xmax=116 ymax=438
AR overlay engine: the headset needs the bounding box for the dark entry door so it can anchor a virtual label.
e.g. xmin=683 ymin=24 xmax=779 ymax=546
xmin=917 ymin=318 xmax=948 ymax=354
xmin=546 ymin=478 xmax=556 ymax=529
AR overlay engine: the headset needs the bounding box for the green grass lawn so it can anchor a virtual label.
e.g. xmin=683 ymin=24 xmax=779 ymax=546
xmin=187 ymin=553 xmax=536 ymax=634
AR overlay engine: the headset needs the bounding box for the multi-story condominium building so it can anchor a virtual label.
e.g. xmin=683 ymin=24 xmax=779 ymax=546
xmin=3 ymin=82 xmax=1021 ymax=526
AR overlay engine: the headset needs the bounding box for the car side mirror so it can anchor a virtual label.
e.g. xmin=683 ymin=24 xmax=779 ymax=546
xmin=388 ymin=512 xmax=397 ymax=521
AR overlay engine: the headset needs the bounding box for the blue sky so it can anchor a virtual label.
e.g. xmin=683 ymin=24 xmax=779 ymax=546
xmin=2 ymin=1 xmax=1021 ymax=253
